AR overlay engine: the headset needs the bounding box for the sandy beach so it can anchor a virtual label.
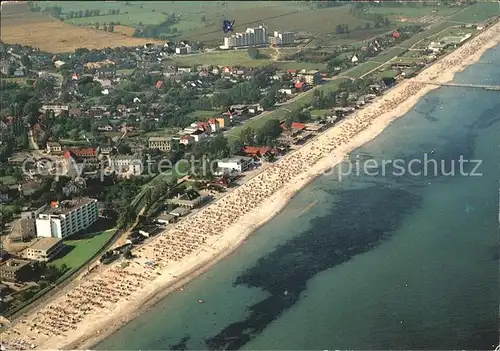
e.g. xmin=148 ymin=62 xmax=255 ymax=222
xmin=2 ymin=21 xmax=499 ymax=351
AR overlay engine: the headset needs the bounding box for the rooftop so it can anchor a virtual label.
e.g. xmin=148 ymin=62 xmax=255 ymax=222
xmin=40 ymin=198 xmax=97 ymax=216
xmin=170 ymin=207 xmax=190 ymax=216
xmin=27 ymin=237 xmax=62 ymax=252
xmin=149 ymin=136 xmax=173 ymax=142
xmin=0 ymin=258 xmax=31 ymax=272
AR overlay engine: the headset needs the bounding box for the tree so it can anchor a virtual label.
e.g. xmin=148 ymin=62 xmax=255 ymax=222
xmin=240 ymin=127 xmax=255 ymax=146
xmin=23 ymin=99 xmax=41 ymax=127
xmin=21 ymin=55 xmax=32 ymax=69
xmin=260 ymin=93 xmax=276 ymax=110
xmin=247 ymin=47 xmax=259 ymax=59
xmin=107 ymin=25 xmax=114 ymax=32
xmin=201 ymin=15 xmax=206 ymax=22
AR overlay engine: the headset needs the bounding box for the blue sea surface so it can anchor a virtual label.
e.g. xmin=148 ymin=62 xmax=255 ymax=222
xmin=96 ymin=45 xmax=499 ymax=350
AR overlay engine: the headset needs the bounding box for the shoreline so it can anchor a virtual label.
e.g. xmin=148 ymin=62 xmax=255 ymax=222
xmin=3 ymin=22 xmax=499 ymax=351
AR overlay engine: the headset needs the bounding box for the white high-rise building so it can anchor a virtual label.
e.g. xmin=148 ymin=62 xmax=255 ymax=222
xmin=35 ymin=198 xmax=99 ymax=239
xmin=270 ymin=31 xmax=295 ymax=46
xmin=221 ymin=25 xmax=267 ymax=49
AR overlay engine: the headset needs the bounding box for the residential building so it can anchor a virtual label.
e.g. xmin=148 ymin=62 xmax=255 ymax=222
xmin=216 ymin=115 xmax=230 ymax=129
xmin=156 ymin=213 xmax=176 ymax=224
xmin=230 ymin=104 xmax=249 ymax=115
xmin=0 ymin=259 xmax=34 ymax=283
xmin=41 ymin=104 xmax=69 ymax=116
xmin=222 ymin=25 xmax=267 ymax=49
xmin=108 ymin=154 xmax=143 ymax=175
xmin=148 ymin=136 xmax=174 ymax=152
xmin=208 ymin=119 xmax=220 ymax=133
xmin=191 ymin=129 xmax=207 ymax=142
xmin=24 ymin=237 xmax=63 ymax=262
xmin=297 ymin=70 xmax=322 ymax=85
xmin=46 ymin=141 xmax=62 ymax=154
xmin=180 ymin=135 xmax=194 ymax=146
xmin=169 ymin=207 xmax=190 ymax=217
xmin=269 ymin=31 xmax=295 ymax=46
xmin=217 ymin=156 xmax=254 ymax=173
xmin=168 ymin=189 xmax=209 ymax=209
xmin=175 ymin=47 xmax=188 ymax=55
xmin=35 ymin=198 xmax=99 ymax=239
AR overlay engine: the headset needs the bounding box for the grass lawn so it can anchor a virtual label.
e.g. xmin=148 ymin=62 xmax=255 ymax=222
xmin=310 ymin=109 xmax=330 ymax=117
xmin=344 ymin=61 xmax=381 ymax=79
xmin=117 ymin=68 xmax=135 ymax=76
xmin=377 ymin=68 xmax=399 ymax=79
xmin=448 ymin=2 xmax=500 ymax=23
xmin=172 ymin=51 xmax=272 ymax=68
xmin=374 ymin=46 xmax=408 ymax=62
xmin=0 ymin=176 xmax=17 ymax=185
xmin=275 ymin=61 xmax=327 ymax=71
xmin=188 ymin=110 xmax=220 ymax=121
xmin=52 ymin=224 xmax=116 ymax=270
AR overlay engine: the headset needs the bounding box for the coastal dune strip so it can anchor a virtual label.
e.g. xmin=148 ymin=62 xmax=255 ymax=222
xmin=2 ymin=21 xmax=500 ymax=351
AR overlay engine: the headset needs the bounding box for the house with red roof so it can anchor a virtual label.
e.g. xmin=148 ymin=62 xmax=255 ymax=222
xmin=287 ymin=69 xmax=297 ymax=76
xmin=64 ymin=148 xmax=98 ymax=163
xmin=155 ymin=80 xmax=164 ymax=89
xmin=294 ymin=81 xmax=307 ymax=91
xmin=222 ymin=66 xmax=232 ymax=73
xmin=180 ymin=135 xmax=194 ymax=146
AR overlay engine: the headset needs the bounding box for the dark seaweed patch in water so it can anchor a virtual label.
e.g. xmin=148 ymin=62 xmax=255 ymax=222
xmin=169 ymin=335 xmax=191 ymax=351
xmin=204 ymin=185 xmax=421 ymax=350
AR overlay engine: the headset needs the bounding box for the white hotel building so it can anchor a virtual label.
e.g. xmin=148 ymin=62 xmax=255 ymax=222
xmin=35 ymin=198 xmax=99 ymax=239
xmin=222 ymin=25 xmax=267 ymax=49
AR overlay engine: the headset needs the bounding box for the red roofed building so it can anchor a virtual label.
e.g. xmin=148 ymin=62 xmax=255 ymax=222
xmin=64 ymin=148 xmax=97 ymax=163
xmin=222 ymin=66 xmax=232 ymax=73
xmin=243 ymin=146 xmax=270 ymax=157
xmin=196 ymin=121 xmax=211 ymax=134
xmin=280 ymin=121 xmax=306 ymax=131
xmin=287 ymin=69 xmax=297 ymax=76
xmin=155 ymin=80 xmax=164 ymax=89
xmin=294 ymin=81 xmax=306 ymax=91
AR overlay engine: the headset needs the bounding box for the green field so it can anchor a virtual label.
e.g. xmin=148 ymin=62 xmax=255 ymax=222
xmin=52 ymin=227 xmax=116 ymax=270
xmin=188 ymin=110 xmax=220 ymax=120
xmin=344 ymin=61 xmax=381 ymax=79
xmin=275 ymin=61 xmax=327 ymax=71
xmin=367 ymin=4 xmax=461 ymax=21
xmin=172 ymin=51 xmax=272 ymax=68
xmin=448 ymin=2 xmax=500 ymax=23
xmin=0 ymin=176 xmax=17 ymax=185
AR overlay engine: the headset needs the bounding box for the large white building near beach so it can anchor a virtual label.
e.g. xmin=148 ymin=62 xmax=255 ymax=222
xmin=35 ymin=198 xmax=99 ymax=239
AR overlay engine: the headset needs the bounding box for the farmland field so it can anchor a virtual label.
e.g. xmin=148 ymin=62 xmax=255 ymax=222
xmin=448 ymin=2 xmax=500 ymax=23
xmin=34 ymin=2 xmax=374 ymax=45
xmin=367 ymin=4 xmax=461 ymax=22
xmin=0 ymin=2 xmax=163 ymax=53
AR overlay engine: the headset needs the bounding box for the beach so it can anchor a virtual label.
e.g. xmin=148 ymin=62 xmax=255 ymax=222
xmin=2 ymin=21 xmax=500 ymax=351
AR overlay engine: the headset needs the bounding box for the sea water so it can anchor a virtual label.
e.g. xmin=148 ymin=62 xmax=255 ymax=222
xmin=97 ymin=46 xmax=499 ymax=350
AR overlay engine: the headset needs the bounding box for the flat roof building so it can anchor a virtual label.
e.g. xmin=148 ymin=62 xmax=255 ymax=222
xmin=35 ymin=198 xmax=99 ymax=239
xmin=169 ymin=207 xmax=190 ymax=217
xmin=217 ymin=156 xmax=254 ymax=173
xmin=24 ymin=237 xmax=64 ymax=262
xmin=148 ymin=136 xmax=174 ymax=152
xmin=0 ymin=259 xmax=34 ymax=283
